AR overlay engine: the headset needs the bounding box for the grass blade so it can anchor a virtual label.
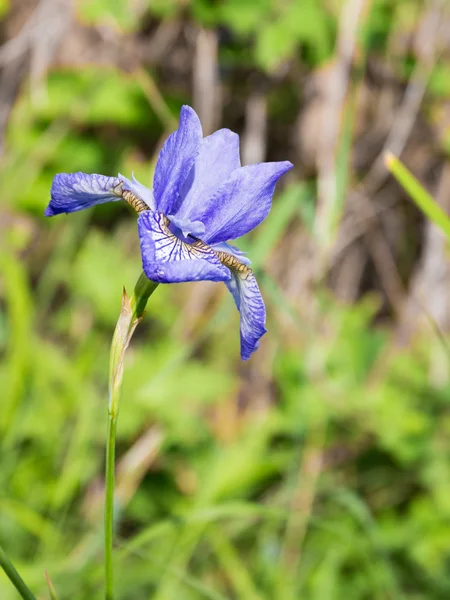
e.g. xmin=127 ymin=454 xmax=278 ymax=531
xmin=385 ymin=152 xmax=450 ymax=238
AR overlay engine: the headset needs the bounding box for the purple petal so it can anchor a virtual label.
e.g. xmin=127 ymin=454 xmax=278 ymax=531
xmin=201 ymin=161 xmax=293 ymax=244
xmin=173 ymin=128 xmax=241 ymax=218
xmin=45 ymin=172 xmax=121 ymax=216
xmin=119 ymin=173 xmax=155 ymax=209
xmin=153 ymin=105 xmax=203 ymax=215
xmin=138 ymin=211 xmax=231 ymax=284
xmin=167 ymin=214 xmax=205 ymax=239
xmin=225 ymin=266 xmax=266 ymax=360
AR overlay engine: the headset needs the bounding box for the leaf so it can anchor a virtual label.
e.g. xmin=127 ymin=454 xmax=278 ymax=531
xmin=76 ymin=0 xmax=140 ymax=31
xmin=0 ymin=0 xmax=9 ymax=18
xmin=385 ymin=152 xmax=450 ymax=239
xmin=219 ymin=0 xmax=272 ymax=35
xmin=255 ymin=0 xmax=332 ymax=71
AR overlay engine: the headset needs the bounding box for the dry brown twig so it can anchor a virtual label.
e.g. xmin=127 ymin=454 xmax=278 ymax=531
xmin=0 ymin=0 xmax=72 ymax=153
xmin=242 ymin=91 xmax=268 ymax=166
xmin=193 ymin=28 xmax=222 ymax=136
xmin=314 ymin=0 xmax=371 ymax=247
xmin=327 ymin=0 xmax=447 ymax=311
xmin=331 ymin=0 xmax=447 ymax=268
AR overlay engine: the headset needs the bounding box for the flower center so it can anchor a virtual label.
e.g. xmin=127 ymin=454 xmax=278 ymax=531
xmin=167 ymin=214 xmax=206 ymax=240
xmin=115 ymin=185 xmax=252 ymax=278
xmin=214 ymin=250 xmax=252 ymax=277
xmin=114 ymin=183 xmax=149 ymax=214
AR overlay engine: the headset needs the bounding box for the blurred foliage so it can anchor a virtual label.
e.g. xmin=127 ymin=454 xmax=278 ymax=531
xmin=1 ymin=0 xmax=450 ymax=599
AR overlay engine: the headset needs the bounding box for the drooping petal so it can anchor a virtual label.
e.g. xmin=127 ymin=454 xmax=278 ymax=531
xmin=45 ymin=172 xmax=122 ymax=216
xmin=119 ymin=173 xmax=155 ymax=209
xmin=201 ymin=161 xmax=293 ymax=245
xmin=225 ymin=264 xmax=267 ymax=361
xmin=173 ymin=128 xmax=241 ymax=218
xmin=153 ymin=105 xmax=203 ymax=215
xmin=138 ymin=211 xmax=231 ymax=284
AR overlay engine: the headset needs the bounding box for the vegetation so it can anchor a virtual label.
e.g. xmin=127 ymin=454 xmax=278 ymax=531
xmin=1 ymin=0 xmax=450 ymax=598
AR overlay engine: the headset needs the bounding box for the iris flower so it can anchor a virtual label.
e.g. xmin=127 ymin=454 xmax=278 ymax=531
xmin=45 ymin=106 xmax=292 ymax=359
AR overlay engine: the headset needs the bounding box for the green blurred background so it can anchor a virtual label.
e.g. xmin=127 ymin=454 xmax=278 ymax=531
xmin=2 ymin=0 xmax=450 ymax=598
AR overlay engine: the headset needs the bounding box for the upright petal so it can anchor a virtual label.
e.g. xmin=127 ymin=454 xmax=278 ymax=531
xmin=138 ymin=211 xmax=231 ymax=284
xmin=45 ymin=172 xmax=122 ymax=216
xmin=225 ymin=265 xmax=267 ymax=360
xmin=153 ymin=106 xmax=203 ymax=215
xmin=173 ymin=128 xmax=241 ymax=218
xmin=201 ymin=161 xmax=293 ymax=245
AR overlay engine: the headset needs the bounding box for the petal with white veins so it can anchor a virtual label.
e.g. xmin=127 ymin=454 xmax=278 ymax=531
xmin=224 ymin=264 xmax=267 ymax=360
xmin=138 ymin=211 xmax=230 ymax=284
xmin=45 ymin=172 xmax=122 ymax=216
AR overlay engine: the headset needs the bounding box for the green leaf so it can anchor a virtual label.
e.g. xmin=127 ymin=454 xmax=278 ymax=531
xmin=76 ymin=0 xmax=140 ymax=31
xmin=0 ymin=0 xmax=9 ymax=18
xmin=385 ymin=152 xmax=450 ymax=239
xmin=219 ymin=0 xmax=272 ymax=35
xmin=255 ymin=0 xmax=332 ymax=71
xmin=147 ymin=0 xmax=182 ymax=18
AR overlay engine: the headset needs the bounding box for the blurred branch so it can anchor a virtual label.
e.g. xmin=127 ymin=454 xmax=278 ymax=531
xmin=44 ymin=571 xmax=58 ymax=600
xmin=277 ymin=424 xmax=327 ymax=594
xmin=340 ymin=0 xmax=447 ymax=309
xmin=331 ymin=0 xmax=446 ymax=265
xmin=84 ymin=425 xmax=165 ymax=518
xmin=314 ymin=0 xmax=370 ymax=246
xmin=363 ymin=0 xmax=446 ymax=194
xmin=208 ymin=528 xmax=264 ymax=600
xmin=134 ymin=67 xmax=178 ymax=130
xmin=142 ymin=19 xmax=182 ymax=66
xmin=241 ymin=91 xmax=267 ymax=165
xmin=0 ymin=0 xmax=72 ymax=153
xmin=193 ymin=28 xmax=221 ymax=136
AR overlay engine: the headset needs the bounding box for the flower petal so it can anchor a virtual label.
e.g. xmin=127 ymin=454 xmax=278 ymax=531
xmin=153 ymin=105 xmax=203 ymax=215
xmin=167 ymin=213 xmax=206 ymax=239
xmin=119 ymin=173 xmax=155 ymax=209
xmin=45 ymin=172 xmax=122 ymax=216
xmin=173 ymin=128 xmax=241 ymax=218
xmin=201 ymin=161 xmax=293 ymax=244
xmin=138 ymin=211 xmax=231 ymax=284
xmin=225 ymin=265 xmax=266 ymax=360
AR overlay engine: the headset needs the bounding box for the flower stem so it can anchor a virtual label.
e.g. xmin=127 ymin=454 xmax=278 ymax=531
xmin=104 ymin=273 xmax=159 ymax=600
xmin=0 ymin=544 xmax=36 ymax=600
xmin=104 ymin=413 xmax=117 ymax=600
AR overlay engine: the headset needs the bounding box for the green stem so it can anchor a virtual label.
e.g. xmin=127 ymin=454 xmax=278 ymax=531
xmin=104 ymin=273 xmax=158 ymax=600
xmin=0 ymin=544 xmax=36 ymax=600
xmin=104 ymin=413 xmax=117 ymax=600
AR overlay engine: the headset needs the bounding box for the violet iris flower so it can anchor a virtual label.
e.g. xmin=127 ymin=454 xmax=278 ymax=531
xmin=45 ymin=106 xmax=292 ymax=359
